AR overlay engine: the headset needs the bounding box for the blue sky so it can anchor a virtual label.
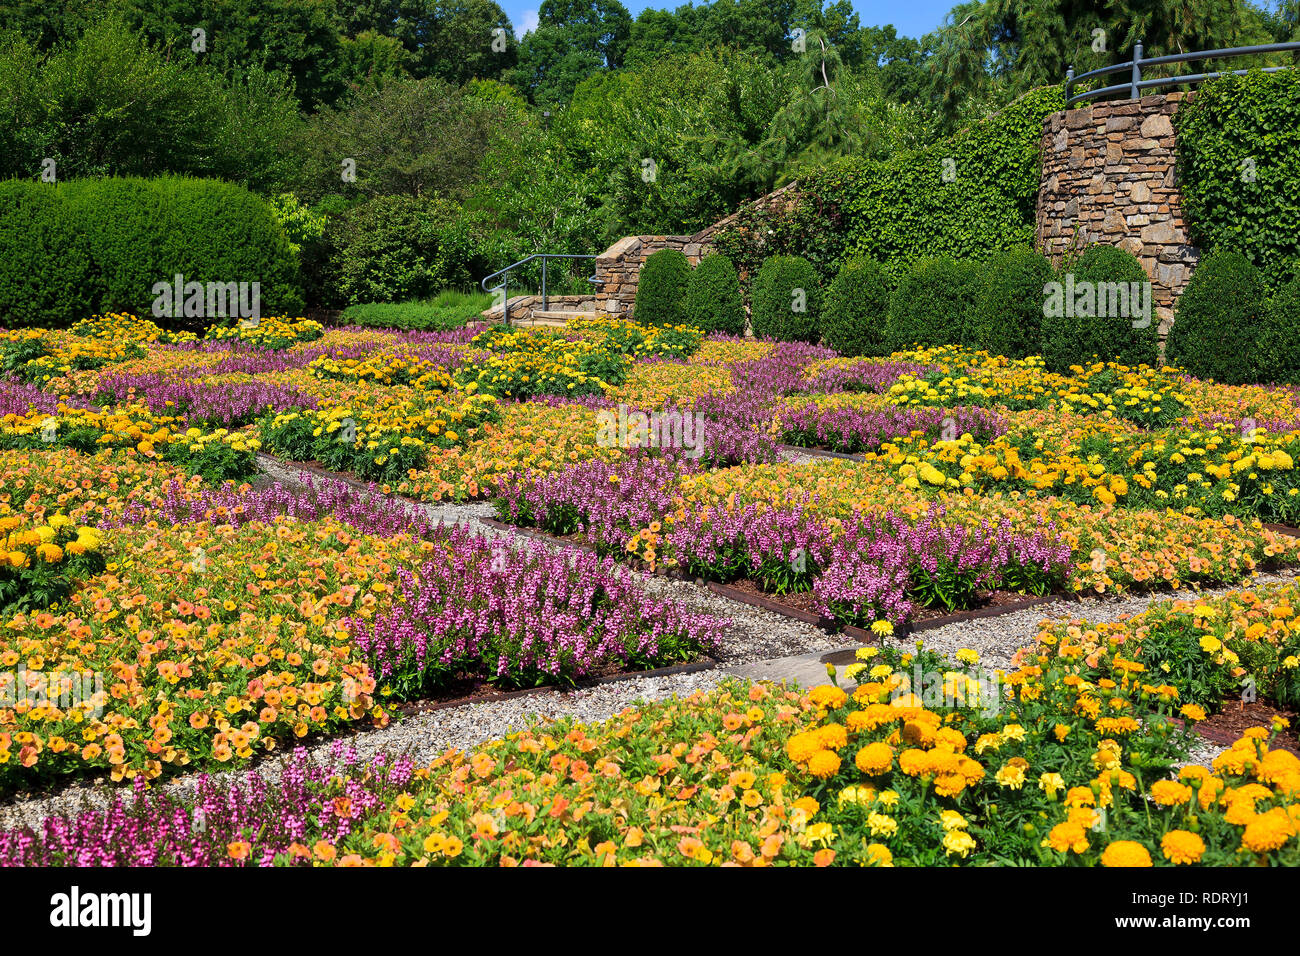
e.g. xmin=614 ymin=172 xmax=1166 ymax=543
xmin=507 ymin=1 xmax=957 ymax=41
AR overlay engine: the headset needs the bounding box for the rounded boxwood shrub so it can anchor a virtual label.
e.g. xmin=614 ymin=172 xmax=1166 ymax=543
xmin=633 ymin=248 xmax=693 ymax=327
xmin=885 ymin=257 xmax=981 ymax=349
xmin=683 ymin=253 xmax=744 ymax=335
xmin=1040 ymin=244 xmax=1158 ymax=372
xmin=751 ymin=255 xmax=821 ymax=343
xmin=1256 ymin=273 xmax=1300 ymax=384
xmin=967 ymin=247 xmax=1054 ymax=358
xmin=1166 ymin=249 xmax=1265 ymax=384
xmin=822 ymin=257 xmax=892 ymax=356
xmin=0 ymin=182 xmax=96 ymax=328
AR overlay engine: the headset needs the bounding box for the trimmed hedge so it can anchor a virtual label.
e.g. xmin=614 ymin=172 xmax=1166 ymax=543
xmin=0 ymin=177 xmax=301 ymax=328
xmin=633 ymin=248 xmax=693 ymax=327
xmin=1166 ymin=249 xmax=1265 ymax=385
xmin=0 ymin=181 xmax=96 ymax=328
xmin=683 ymin=253 xmax=744 ymax=335
xmin=1176 ymin=70 xmax=1300 ymax=291
xmin=713 ymin=86 xmax=1064 ymax=285
xmin=822 ymin=257 xmax=892 ymax=356
xmin=751 ymin=255 xmax=821 ymax=343
xmin=1040 ymin=244 xmax=1159 ymax=372
xmin=1257 ymin=274 xmax=1300 ymax=384
xmin=886 ymin=257 xmax=981 ymax=349
xmin=967 ymin=247 xmax=1054 ymax=358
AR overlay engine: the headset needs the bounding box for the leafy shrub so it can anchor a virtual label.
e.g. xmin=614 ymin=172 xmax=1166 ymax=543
xmin=1166 ymin=249 xmax=1265 ymax=384
xmin=1256 ymin=273 xmax=1300 ymax=384
xmin=967 ymin=247 xmax=1053 ymax=358
xmin=713 ymin=86 xmax=1064 ymax=283
xmin=633 ymin=248 xmax=692 ymax=327
xmin=886 ymin=257 xmax=981 ymax=349
xmin=683 ymin=253 xmax=744 ymax=335
xmin=331 ymin=194 xmax=473 ymax=305
xmin=821 ymin=257 xmax=893 ymax=357
xmin=1040 ymin=244 xmax=1158 ymax=372
xmin=750 ymin=255 xmax=822 ymax=343
xmin=0 ymin=182 xmax=96 ymax=328
xmin=1176 ymin=70 xmax=1300 ymax=291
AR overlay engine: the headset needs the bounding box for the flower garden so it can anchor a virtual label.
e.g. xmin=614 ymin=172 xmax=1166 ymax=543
xmin=1 ymin=309 xmax=1299 ymax=868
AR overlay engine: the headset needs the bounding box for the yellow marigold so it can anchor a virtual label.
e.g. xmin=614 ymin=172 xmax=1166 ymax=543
xmin=1149 ymin=780 xmax=1193 ymax=807
xmin=1043 ymin=821 xmax=1089 ymax=854
xmin=864 ymin=843 xmax=893 ymax=867
xmin=1180 ymin=703 xmax=1207 ymax=722
xmin=1160 ymin=830 xmax=1205 ymax=865
xmin=808 ymin=685 xmax=848 ymax=710
xmin=785 ymin=731 xmax=821 ymax=764
xmin=855 ymin=742 xmax=894 ymax=776
xmin=942 ymin=829 xmax=977 ymax=859
xmin=1100 ymin=840 xmax=1153 ymax=867
xmin=807 ymin=749 xmax=842 ymax=779
xmin=815 ymin=723 xmax=848 ymax=750
xmin=1241 ymin=808 xmax=1296 ymax=854
xmin=995 ymin=759 xmax=1028 ymax=790
xmin=898 ymin=748 xmax=932 ymax=777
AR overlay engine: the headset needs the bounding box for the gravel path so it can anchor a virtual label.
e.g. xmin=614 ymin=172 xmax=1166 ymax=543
xmin=2 ymin=456 xmax=1283 ymax=826
xmin=0 ymin=671 xmax=729 ymax=832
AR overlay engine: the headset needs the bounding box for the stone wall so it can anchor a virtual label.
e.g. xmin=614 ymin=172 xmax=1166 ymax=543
xmin=1036 ymin=92 xmax=1198 ymax=332
xmin=593 ymin=182 xmax=802 ymax=317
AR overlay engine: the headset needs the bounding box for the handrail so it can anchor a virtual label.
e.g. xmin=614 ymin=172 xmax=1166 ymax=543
xmin=1065 ymin=39 xmax=1300 ymax=105
xmin=480 ymin=253 xmax=600 ymax=321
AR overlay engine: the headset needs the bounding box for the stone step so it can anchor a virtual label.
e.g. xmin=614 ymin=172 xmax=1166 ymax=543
xmin=530 ymin=310 xmax=599 ymax=321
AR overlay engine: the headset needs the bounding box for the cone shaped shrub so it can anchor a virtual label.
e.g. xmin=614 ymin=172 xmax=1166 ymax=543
xmin=822 ymin=257 xmax=892 ymax=356
xmin=967 ymin=247 xmax=1053 ymax=358
xmin=1040 ymin=244 xmax=1158 ymax=371
xmin=885 ymin=256 xmax=981 ymax=349
xmin=751 ymin=255 xmax=821 ymax=343
xmin=1257 ymin=273 xmax=1300 ymax=384
xmin=684 ymin=253 xmax=744 ymax=335
xmin=1166 ymin=249 xmax=1265 ymax=384
xmin=633 ymin=248 xmax=692 ymax=327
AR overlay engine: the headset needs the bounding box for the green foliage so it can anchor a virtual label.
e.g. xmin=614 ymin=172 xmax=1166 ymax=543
xmin=340 ymin=291 xmax=495 ymax=330
xmin=331 ymin=194 xmax=480 ymax=305
xmin=1166 ymin=249 xmax=1266 ymax=385
xmin=633 ymin=248 xmax=693 ymax=327
xmin=713 ymin=86 xmax=1064 ymax=286
xmin=751 ymin=255 xmax=822 ymax=343
xmin=0 ymin=19 xmax=302 ymax=191
xmin=886 ymin=256 xmax=981 ymax=349
xmin=1256 ymin=273 xmax=1300 ymax=384
xmin=292 ymin=76 xmax=508 ymax=204
xmin=1040 ymin=244 xmax=1159 ymax=372
xmin=0 ymin=182 xmax=96 ymax=328
xmin=267 ymin=194 xmax=328 ymax=257
xmin=0 ymin=177 xmax=300 ymax=326
xmin=683 ymin=253 xmax=745 ymax=335
xmin=821 ymin=256 xmax=892 ymax=356
xmin=967 ymin=246 xmax=1053 ymax=358
xmin=1176 ymin=70 xmax=1300 ymax=292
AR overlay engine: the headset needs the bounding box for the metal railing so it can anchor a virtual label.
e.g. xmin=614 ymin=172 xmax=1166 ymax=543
xmin=1066 ymin=40 xmax=1300 ymax=106
xmin=480 ymin=254 xmax=600 ymax=319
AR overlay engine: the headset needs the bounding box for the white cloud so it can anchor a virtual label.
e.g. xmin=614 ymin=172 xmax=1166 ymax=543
xmin=516 ymin=10 xmax=539 ymax=41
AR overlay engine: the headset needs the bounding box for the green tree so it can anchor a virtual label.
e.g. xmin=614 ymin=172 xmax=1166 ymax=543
xmin=512 ymin=0 xmax=632 ymax=105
